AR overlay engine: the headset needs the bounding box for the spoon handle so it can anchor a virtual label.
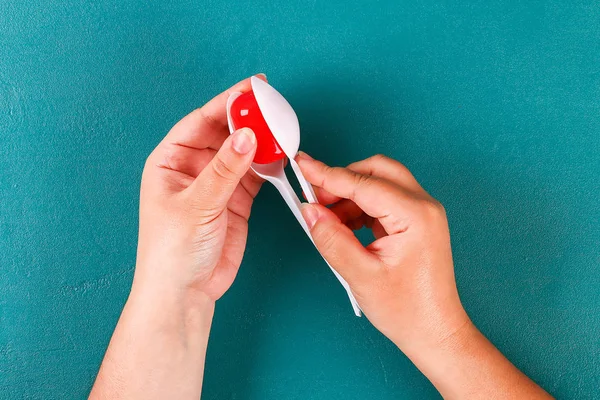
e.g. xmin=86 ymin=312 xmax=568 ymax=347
xmin=269 ymin=174 xmax=362 ymax=316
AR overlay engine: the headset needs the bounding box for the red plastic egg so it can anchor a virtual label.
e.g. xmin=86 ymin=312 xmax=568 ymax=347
xmin=230 ymin=91 xmax=286 ymax=164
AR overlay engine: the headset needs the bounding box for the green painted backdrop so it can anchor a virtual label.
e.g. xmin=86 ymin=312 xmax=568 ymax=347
xmin=1 ymin=0 xmax=599 ymax=398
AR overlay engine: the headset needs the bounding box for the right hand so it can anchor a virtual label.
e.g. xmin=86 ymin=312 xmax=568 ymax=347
xmin=296 ymin=153 xmax=470 ymax=356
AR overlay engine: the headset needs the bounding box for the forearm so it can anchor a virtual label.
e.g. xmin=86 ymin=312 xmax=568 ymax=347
xmin=403 ymin=321 xmax=552 ymax=399
xmin=90 ymin=279 xmax=214 ymax=400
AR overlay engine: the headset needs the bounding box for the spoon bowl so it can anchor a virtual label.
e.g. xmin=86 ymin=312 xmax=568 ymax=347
xmin=250 ymin=76 xmax=317 ymax=202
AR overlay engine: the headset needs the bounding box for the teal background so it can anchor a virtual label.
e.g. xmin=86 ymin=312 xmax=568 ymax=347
xmin=1 ymin=0 xmax=599 ymax=398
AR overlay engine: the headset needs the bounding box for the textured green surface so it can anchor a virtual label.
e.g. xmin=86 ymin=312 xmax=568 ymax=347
xmin=1 ymin=1 xmax=599 ymax=399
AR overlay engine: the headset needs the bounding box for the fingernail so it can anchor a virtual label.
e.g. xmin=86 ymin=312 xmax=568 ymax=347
xmin=296 ymin=151 xmax=314 ymax=162
xmin=232 ymin=128 xmax=256 ymax=154
xmin=255 ymin=73 xmax=267 ymax=80
xmin=301 ymin=204 xmax=320 ymax=229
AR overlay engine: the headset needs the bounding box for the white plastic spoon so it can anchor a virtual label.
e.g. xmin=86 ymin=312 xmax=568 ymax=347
xmin=226 ymin=88 xmax=361 ymax=317
xmin=250 ymin=76 xmax=317 ymax=204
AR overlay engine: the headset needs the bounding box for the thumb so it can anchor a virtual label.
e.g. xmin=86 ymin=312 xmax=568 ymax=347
xmin=301 ymin=203 xmax=380 ymax=284
xmin=189 ymin=128 xmax=256 ymax=218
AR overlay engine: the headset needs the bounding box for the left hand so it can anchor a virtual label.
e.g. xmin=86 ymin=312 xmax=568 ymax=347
xmin=134 ymin=76 xmax=266 ymax=304
xmin=91 ymin=77 xmax=266 ymax=400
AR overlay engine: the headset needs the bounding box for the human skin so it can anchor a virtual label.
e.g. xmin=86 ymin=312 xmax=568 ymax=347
xmin=90 ymin=75 xmax=266 ymax=399
xmin=296 ymin=152 xmax=552 ymax=399
xmin=90 ymin=76 xmax=552 ymax=399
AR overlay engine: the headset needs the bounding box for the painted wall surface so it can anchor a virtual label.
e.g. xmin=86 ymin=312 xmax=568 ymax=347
xmin=1 ymin=1 xmax=599 ymax=398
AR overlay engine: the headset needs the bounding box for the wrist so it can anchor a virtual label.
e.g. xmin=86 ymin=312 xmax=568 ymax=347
xmin=92 ymin=270 xmax=215 ymax=399
xmin=129 ymin=270 xmax=216 ymax=340
xmin=401 ymin=315 xmax=492 ymax=392
xmin=402 ymin=317 xmax=551 ymax=399
xmin=386 ymin=302 xmax=472 ymax=358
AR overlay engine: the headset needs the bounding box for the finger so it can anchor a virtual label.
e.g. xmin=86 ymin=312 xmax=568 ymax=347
xmin=296 ymin=153 xmax=340 ymax=204
xmin=329 ymin=200 xmax=386 ymax=239
xmin=329 ymin=199 xmax=364 ymax=224
xmin=157 ymin=145 xmax=216 ymax=177
xmin=346 ymin=216 xmax=387 ymax=239
xmin=344 ymin=215 xmax=369 ymax=231
xmin=187 ymin=128 xmax=257 ymax=218
xmin=346 ymin=154 xmax=425 ymax=193
xmin=331 ymin=209 xmax=386 ymax=240
xmin=225 ymin=179 xmax=255 ymax=220
xmin=371 ymin=219 xmax=388 ymax=239
xmin=303 ymin=186 xmax=341 ymax=205
xmin=297 ymin=153 xmax=419 ymax=234
xmin=157 ymin=145 xmax=264 ymax=197
xmin=301 ymin=203 xmax=381 ymax=283
xmin=163 ymin=74 xmax=267 ymax=150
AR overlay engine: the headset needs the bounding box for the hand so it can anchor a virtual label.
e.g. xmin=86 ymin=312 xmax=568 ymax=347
xmin=135 ymin=77 xmax=265 ymax=303
xmin=297 ymin=153 xmax=552 ymax=399
xmin=91 ymin=76 xmax=266 ymax=400
xmin=297 ymin=153 xmax=468 ymax=353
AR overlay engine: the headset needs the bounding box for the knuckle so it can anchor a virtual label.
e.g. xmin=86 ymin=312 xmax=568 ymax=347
xmin=315 ymin=223 xmax=345 ymax=255
xmin=211 ymin=156 xmax=237 ymax=182
xmin=351 ymin=171 xmax=371 ymax=187
xmin=322 ymin=164 xmax=335 ymax=173
xmin=318 ymin=165 xmax=340 ymax=187
xmin=321 ymin=164 xmax=338 ymax=176
xmin=160 ymin=145 xmax=180 ymax=171
xmin=350 ymin=172 xmax=373 ymax=200
xmin=197 ymin=107 xmax=222 ymax=131
xmin=370 ymin=153 xmax=389 ymax=164
xmin=370 ymin=153 xmax=411 ymax=174
xmin=420 ymin=198 xmax=446 ymax=220
xmin=184 ymin=191 xmax=221 ymax=222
